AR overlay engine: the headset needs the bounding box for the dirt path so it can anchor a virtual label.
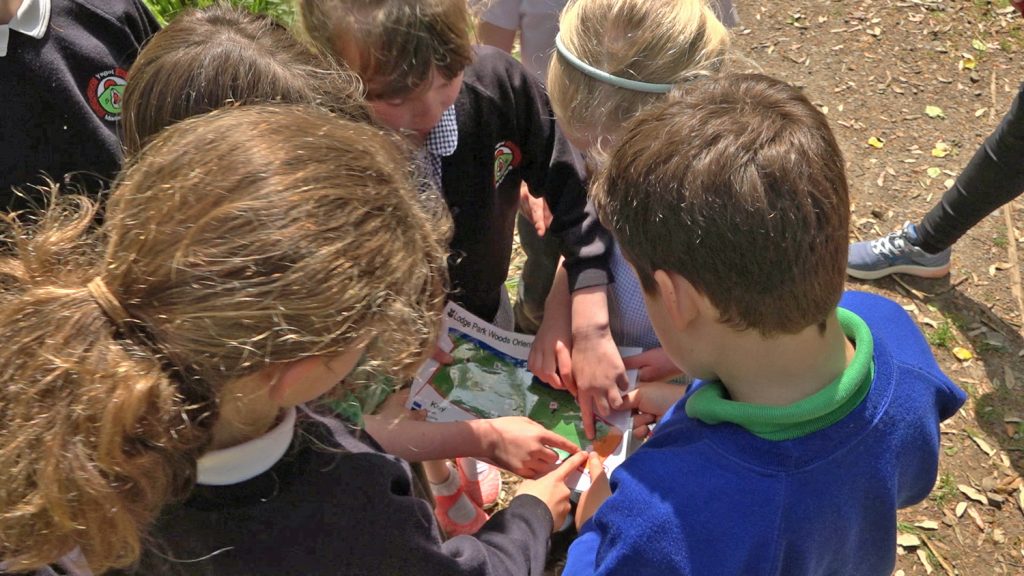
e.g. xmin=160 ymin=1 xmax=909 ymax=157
xmin=731 ymin=1 xmax=1024 ymax=573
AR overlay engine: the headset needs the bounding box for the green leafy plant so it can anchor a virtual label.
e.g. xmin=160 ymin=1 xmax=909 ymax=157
xmin=142 ymin=0 xmax=295 ymax=27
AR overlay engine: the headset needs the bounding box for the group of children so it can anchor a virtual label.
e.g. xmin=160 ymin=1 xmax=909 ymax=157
xmin=0 ymin=0 xmax=972 ymax=574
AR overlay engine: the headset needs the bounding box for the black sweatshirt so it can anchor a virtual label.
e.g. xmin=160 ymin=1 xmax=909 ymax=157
xmin=442 ymin=47 xmax=612 ymax=321
xmin=0 ymin=0 xmax=158 ymax=210
xmin=119 ymin=415 xmax=553 ymax=576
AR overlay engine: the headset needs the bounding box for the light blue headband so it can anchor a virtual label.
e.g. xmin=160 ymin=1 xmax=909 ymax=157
xmin=554 ymin=34 xmax=674 ymax=94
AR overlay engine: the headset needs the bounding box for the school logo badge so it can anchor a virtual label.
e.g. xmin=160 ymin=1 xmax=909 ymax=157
xmin=493 ymin=141 xmax=522 ymax=187
xmin=87 ymin=68 xmax=128 ymax=122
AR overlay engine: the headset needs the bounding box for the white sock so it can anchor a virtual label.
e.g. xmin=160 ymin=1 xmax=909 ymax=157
xmin=430 ymin=462 xmax=462 ymax=497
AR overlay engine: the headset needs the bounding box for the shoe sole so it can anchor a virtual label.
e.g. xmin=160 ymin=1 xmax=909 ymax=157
xmin=846 ymin=262 xmax=950 ymax=281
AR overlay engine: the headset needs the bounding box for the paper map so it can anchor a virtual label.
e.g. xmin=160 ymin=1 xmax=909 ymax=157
xmin=407 ymin=302 xmax=638 ymax=491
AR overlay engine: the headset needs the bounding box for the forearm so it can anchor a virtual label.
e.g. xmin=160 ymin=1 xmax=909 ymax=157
xmin=364 ymin=415 xmax=496 ymax=463
xmin=571 ymin=285 xmax=611 ymax=339
xmin=575 ymin=473 xmax=612 ymax=530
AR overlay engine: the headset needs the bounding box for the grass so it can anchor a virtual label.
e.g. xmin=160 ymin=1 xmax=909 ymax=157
xmin=142 ymin=0 xmax=295 ymax=26
xmin=930 ymin=472 xmax=958 ymax=507
xmin=927 ymin=320 xmax=955 ymax=348
xmin=896 ymin=521 xmax=922 ymax=535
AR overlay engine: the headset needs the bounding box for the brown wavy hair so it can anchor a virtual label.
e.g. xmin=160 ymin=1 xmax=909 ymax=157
xmin=299 ymin=0 xmax=473 ymax=99
xmin=0 ymin=105 xmax=449 ymax=573
xmin=122 ymin=4 xmax=371 ymax=156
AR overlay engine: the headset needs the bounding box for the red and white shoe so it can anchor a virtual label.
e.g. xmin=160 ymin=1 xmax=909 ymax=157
xmin=456 ymin=457 xmax=502 ymax=510
xmin=432 ymin=462 xmax=489 ymax=537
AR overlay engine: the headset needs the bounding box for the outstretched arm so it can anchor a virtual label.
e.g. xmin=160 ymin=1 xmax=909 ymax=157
xmin=365 ymin=410 xmax=580 ymax=478
xmin=570 ymin=285 xmax=629 ymax=440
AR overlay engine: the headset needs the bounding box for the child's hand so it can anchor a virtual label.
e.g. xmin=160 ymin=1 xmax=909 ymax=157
xmin=528 ymin=265 xmax=574 ymax=391
xmin=622 ymin=348 xmax=682 ymax=383
xmin=375 ymin=387 xmax=412 ymax=421
xmin=519 ymin=184 xmax=553 ymax=237
xmin=481 ymin=416 xmax=581 ymax=478
xmin=622 ymin=381 xmax=688 ymax=438
xmin=432 ymin=332 xmax=454 ymax=365
xmin=575 ymin=452 xmax=612 ymax=530
xmin=572 ymin=326 xmax=629 ymax=440
xmin=516 ymin=451 xmax=590 ymax=532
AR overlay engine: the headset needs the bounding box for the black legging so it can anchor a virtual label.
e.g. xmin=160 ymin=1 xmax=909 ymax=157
xmin=916 ymin=82 xmax=1024 ymax=254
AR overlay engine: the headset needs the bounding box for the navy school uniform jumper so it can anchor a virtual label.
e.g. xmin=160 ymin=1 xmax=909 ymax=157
xmin=440 ymin=46 xmax=611 ymax=322
xmin=0 ymin=0 xmax=158 ymax=210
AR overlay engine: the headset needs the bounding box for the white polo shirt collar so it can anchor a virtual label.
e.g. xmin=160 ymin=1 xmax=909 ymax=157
xmin=195 ymin=406 xmax=297 ymax=486
xmin=0 ymin=0 xmax=51 ymax=57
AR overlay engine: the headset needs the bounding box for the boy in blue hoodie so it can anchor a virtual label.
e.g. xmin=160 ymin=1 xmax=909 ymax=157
xmin=566 ymin=73 xmax=966 ymax=576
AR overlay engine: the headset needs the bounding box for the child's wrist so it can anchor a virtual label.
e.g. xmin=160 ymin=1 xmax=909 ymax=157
xmin=467 ymin=418 xmax=498 ymax=458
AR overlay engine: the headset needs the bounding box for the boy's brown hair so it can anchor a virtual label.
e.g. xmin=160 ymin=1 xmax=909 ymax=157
xmin=299 ymin=0 xmax=473 ymax=99
xmin=0 ymin=105 xmax=449 ymax=573
xmin=592 ymin=73 xmax=849 ymax=335
xmin=122 ymin=5 xmax=370 ymax=156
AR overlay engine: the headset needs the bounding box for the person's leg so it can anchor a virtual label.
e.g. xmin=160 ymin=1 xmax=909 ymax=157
xmin=473 ymin=0 xmax=520 ymax=52
xmin=426 ymin=459 xmax=489 ymax=536
xmin=915 ymin=81 xmax=1024 ymax=253
xmin=518 ymin=0 xmax=565 ymax=80
xmin=514 ymin=210 xmax=561 ymax=333
xmin=476 ymin=20 xmax=517 ymax=52
xmin=848 ymin=81 xmax=1024 ymax=280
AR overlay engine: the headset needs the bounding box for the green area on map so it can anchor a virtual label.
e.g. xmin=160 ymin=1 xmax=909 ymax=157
xmin=430 ymin=332 xmax=615 ymax=450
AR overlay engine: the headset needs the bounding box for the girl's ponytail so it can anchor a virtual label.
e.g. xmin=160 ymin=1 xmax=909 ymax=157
xmin=0 ymin=196 xmax=209 ymax=573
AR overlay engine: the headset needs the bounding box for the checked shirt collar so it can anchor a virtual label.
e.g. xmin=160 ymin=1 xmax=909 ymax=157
xmin=421 ymin=105 xmax=458 ymax=192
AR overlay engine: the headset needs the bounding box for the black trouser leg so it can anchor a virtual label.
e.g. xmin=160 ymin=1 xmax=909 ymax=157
xmin=916 ymin=82 xmax=1024 ymax=254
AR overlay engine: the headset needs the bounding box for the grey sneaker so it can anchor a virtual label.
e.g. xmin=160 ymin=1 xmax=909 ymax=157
xmin=847 ymin=222 xmax=951 ymax=280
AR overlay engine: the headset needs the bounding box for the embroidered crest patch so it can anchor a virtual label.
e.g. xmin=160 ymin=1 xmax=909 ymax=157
xmin=87 ymin=68 xmax=128 ymax=121
xmin=493 ymin=141 xmax=522 ymax=187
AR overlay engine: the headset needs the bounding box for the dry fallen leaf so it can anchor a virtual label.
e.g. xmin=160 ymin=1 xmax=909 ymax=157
xmin=932 ymin=142 xmax=951 ymax=157
xmin=975 ymin=107 xmax=988 ymax=117
xmin=966 ymin=506 xmax=985 ymax=531
xmin=926 ymin=167 xmax=942 ymax=178
xmin=960 ymin=54 xmax=977 ymax=70
xmin=914 ymin=520 xmax=940 ymax=530
xmin=868 ymin=136 xmax=885 ymax=148
xmin=925 ymin=105 xmax=945 ymax=119
xmin=916 ymin=549 xmax=934 ymax=574
xmin=969 ymin=434 xmax=996 ymax=457
xmin=971 ymin=38 xmax=987 ymax=52
xmin=952 ymin=347 xmax=974 ymax=361
xmin=897 ymin=533 xmax=922 ymax=548
xmin=958 ymin=484 xmax=988 ymax=505
xmin=992 ymin=528 xmax=1006 ymax=544
xmin=955 ymin=501 xmax=968 ymax=517
xmin=989 ymin=262 xmax=1012 ymax=276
